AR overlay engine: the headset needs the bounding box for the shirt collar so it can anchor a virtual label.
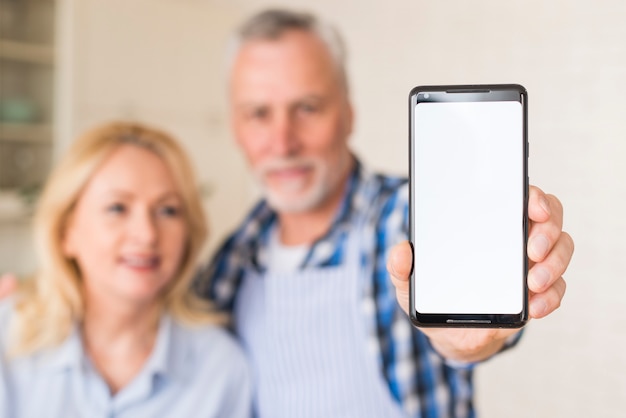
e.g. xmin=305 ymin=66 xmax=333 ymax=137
xmin=141 ymin=314 xmax=181 ymax=382
xmin=141 ymin=313 xmax=191 ymax=384
xmin=37 ymin=313 xmax=186 ymax=383
xmin=36 ymin=323 xmax=84 ymax=372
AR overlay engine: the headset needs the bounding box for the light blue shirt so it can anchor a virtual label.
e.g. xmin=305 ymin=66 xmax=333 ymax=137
xmin=0 ymin=302 xmax=252 ymax=418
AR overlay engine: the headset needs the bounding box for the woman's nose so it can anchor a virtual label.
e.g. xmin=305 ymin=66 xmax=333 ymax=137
xmin=129 ymin=209 xmax=158 ymax=245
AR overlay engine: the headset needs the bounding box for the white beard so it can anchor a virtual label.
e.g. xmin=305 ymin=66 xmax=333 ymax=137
xmin=255 ymin=155 xmax=347 ymax=214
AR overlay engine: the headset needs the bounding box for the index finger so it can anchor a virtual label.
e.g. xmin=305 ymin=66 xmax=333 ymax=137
xmin=528 ymin=185 xmax=562 ymax=225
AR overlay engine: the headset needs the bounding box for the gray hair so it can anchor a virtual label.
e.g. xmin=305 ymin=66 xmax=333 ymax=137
xmin=226 ymin=8 xmax=349 ymax=92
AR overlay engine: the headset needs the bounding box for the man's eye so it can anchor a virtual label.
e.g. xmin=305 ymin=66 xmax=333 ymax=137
xmin=299 ymin=103 xmax=318 ymax=113
xmin=247 ymin=108 xmax=269 ymax=120
xmin=106 ymin=203 xmax=126 ymax=214
xmin=296 ymin=102 xmax=321 ymax=116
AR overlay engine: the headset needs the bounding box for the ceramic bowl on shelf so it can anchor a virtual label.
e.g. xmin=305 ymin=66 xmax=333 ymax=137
xmin=0 ymin=98 xmax=39 ymax=123
xmin=0 ymin=190 xmax=27 ymax=222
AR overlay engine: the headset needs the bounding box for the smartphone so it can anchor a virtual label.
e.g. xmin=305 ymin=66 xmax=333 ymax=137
xmin=409 ymin=84 xmax=529 ymax=328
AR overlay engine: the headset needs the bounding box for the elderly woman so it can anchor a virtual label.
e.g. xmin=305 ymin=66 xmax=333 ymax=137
xmin=0 ymin=122 xmax=251 ymax=417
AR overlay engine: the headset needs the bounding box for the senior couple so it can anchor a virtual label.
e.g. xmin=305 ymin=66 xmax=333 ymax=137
xmin=0 ymin=8 xmax=573 ymax=418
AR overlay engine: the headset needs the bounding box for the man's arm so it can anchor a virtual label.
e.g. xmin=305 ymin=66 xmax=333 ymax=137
xmin=388 ymin=185 xmax=574 ymax=363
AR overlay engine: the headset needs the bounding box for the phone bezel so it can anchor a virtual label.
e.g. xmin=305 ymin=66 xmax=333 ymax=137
xmin=408 ymin=84 xmax=529 ymax=328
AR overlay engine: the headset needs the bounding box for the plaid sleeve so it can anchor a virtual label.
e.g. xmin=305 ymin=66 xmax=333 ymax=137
xmin=193 ymin=200 xmax=275 ymax=314
xmin=193 ymin=234 xmax=244 ymax=314
xmin=373 ymin=180 xmax=477 ymax=418
xmin=379 ymin=179 xmax=528 ymax=417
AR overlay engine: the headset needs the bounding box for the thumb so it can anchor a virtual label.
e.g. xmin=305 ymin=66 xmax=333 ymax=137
xmin=387 ymin=241 xmax=413 ymax=315
xmin=387 ymin=241 xmax=413 ymax=283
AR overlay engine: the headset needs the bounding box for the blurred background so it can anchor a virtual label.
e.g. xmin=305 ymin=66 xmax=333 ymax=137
xmin=0 ymin=0 xmax=624 ymax=416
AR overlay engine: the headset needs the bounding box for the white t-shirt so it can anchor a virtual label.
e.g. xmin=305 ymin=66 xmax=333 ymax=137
xmin=266 ymin=224 xmax=310 ymax=274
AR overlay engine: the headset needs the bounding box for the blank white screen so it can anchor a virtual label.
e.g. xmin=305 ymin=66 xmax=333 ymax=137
xmin=413 ymin=100 xmax=524 ymax=314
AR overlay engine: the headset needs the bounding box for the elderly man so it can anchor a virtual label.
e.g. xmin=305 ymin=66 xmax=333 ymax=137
xmin=194 ymin=8 xmax=573 ymax=418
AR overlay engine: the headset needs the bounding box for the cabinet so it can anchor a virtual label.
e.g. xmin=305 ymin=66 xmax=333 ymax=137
xmin=0 ymin=0 xmax=252 ymax=275
xmin=0 ymin=0 xmax=55 ymax=221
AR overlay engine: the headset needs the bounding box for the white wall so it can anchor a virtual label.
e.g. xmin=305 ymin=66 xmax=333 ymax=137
xmin=7 ymin=0 xmax=625 ymax=416
xmin=56 ymin=0 xmax=255 ymax=261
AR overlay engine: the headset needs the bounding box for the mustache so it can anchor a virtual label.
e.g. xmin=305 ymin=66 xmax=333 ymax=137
xmin=256 ymin=157 xmax=317 ymax=175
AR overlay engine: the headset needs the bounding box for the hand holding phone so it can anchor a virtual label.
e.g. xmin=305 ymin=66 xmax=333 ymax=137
xmin=409 ymin=84 xmax=529 ymax=328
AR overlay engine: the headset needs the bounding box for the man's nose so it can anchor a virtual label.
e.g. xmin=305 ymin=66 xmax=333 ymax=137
xmin=269 ymin=112 xmax=299 ymax=156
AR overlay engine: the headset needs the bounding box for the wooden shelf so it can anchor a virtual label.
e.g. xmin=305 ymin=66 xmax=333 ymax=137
xmin=0 ymin=39 xmax=54 ymax=65
xmin=0 ymin=123 xmax=53 ymax=143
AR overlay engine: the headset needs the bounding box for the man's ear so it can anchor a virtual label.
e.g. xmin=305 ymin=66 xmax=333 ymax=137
xmin=341 ymin=99 xmax=355 ymax=139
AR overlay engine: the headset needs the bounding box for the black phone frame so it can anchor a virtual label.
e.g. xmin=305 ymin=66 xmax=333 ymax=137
xmin=408 ymin=84 xmax=529 ymax=328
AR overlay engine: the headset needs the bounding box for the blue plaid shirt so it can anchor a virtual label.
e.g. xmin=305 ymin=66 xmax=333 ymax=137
xmin=195 ymin=159 xmax=475 ymax=418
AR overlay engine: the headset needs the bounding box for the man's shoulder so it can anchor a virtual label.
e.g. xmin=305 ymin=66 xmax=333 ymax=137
xmin=194 ymin=199 xmax=272 ymax=302
xmin=216 ymin=199 xmax=273 ymax=253
xmin=361 ymin=169 xmax=408 ymax=203
xmin=365 ymin=168 xmax=408 ymax=190
xmin=358 ymin=169 xmax=408 ymax=221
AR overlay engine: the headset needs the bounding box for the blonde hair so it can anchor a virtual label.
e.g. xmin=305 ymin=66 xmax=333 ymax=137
xmin=10 ymin=121 xmax=223 ymax=356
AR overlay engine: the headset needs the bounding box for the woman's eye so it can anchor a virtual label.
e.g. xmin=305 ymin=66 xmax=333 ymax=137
xmin=157 ymin=205 xmax=181 ymax=217
xmin=106 ymin=203 xmax=126 ymax=214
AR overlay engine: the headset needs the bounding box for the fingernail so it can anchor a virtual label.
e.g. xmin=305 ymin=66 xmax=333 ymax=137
xmin=529 ymin=235 xmax=550 ymax=260
xmin=530 ymin=298 xmax=547 ymax=318
xmin=529 ymin=266 xmax=550 ymax=291
xmin=539 ymin=195 xmax=551 ymax=216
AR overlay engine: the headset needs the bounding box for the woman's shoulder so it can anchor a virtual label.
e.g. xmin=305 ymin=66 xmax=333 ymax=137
xmin=171 ymin=318 xmax=248 ymax=369
xmin=0 ymin=297 xmax=15 ymax=319
xmin=168 ymin=318 xmax=251 ymax=395
xmin=167 ymin=318 xmax=252 ymax=416
xmin=0 ymin=298 xmax=16 ymax=348
xmin=178 ymin=320 xmax=238 ymax=347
